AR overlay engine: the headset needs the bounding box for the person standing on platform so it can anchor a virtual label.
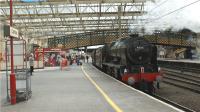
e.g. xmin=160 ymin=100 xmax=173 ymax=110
xmin=83 ymin=55 xmax=86 ymax=63
xmin=68 ymin=54 xmax=72 ymax=65
xmin=86 ymin=55 xmax=89 ymax=63
xmin=76 ymin=55 xmax=80 ymax=65
xmin=29 ymin=54 xmax=34 ymax=76
xmin=59 ymin=56 xmax=63 ymax=70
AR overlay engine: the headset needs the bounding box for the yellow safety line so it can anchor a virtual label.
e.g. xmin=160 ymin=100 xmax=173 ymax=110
xmin=81 ymin=66 xmax=123 ymax=112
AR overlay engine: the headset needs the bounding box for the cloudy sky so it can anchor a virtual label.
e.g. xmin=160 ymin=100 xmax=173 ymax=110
xmin=143 ymin=0 xmax=200 ymax=33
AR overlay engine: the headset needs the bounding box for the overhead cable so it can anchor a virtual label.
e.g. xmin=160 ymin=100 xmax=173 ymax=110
xmin=148 ymin=0 xmax=170 ymax=13
xmin=146 ymin=0 xmax=200 ymax=24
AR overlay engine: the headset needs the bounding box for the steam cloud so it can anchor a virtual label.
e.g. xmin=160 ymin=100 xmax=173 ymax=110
xmin=132 ymin=0 xmax=200 ymax=34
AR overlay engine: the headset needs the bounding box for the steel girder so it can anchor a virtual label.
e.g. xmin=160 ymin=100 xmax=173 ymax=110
xmin=0 ymin=0 xmax=147 ymax=38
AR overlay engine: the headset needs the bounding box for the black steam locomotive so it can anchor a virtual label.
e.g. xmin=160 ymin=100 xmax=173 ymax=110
xmin=92 ymin=34 xmax=162 ymax=93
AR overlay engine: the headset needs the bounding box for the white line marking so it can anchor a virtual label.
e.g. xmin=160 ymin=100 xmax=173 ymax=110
xmin=81 ymin=66 xmax=123 ymax=112
xmin=90 ymin=64 xmax=184 ymax=112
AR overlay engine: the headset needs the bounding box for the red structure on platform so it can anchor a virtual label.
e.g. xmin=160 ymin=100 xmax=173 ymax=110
xmin=34 ymin=48 xmax=68 ymax=67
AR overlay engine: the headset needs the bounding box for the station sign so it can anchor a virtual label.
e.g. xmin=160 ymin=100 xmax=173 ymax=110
xmin=4 ymin=25 xmax=19 ymax=38
xmin=10 ymin=27 xmax=19 ymax=38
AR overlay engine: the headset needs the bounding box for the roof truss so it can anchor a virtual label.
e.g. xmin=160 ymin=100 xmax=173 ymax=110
xmin=0 ymin=0 xmax=148 ymax=38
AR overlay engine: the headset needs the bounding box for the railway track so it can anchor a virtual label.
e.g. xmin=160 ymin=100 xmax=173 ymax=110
xmin=162 ymin=68 xmax=200 ymax=94
xmin=153 ymin=94 xmax=196 ymax=112
xmin=161 ymin=65 xmax=200 ymax=74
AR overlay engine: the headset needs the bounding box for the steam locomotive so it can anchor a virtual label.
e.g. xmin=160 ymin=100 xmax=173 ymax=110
xmin=92 ymin=34 xmax=162 ymax=93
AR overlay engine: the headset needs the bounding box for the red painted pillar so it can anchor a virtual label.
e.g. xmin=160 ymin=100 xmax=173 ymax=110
xmin=9 ymin=0 xmax=16 ymax=104
xmin=35 ymin=49 xmax=39 ymax=68
xmin=42 ymin=48 xmax=44 ymax=68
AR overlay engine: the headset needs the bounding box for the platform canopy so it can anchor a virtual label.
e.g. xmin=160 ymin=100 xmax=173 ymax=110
xmin=0 ymin=0 xmax=150 ymax=38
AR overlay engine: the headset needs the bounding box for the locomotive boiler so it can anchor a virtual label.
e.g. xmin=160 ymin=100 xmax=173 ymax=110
xmin=92 ymin=34 xmax=162 ymax=93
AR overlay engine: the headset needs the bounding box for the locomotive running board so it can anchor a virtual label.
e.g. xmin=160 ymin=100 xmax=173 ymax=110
xmin=102 ymin=63 xmax=125 ymax=68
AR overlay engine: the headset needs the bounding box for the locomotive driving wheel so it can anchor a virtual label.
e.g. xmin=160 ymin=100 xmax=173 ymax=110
xmin=114 ymin=69 xmax=121 ymax=80
xmin=107 ymin=67 xmax=113 ymax=76
xmin=102 ymin=65 xmax=107 ymax=73
xmin=148 ymin=82 xmax=155 ymax=94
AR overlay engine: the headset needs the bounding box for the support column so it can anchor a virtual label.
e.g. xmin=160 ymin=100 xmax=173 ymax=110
xmin=118 ymin=4 xmax=122 ymax=38
xmin=9 ymin=0 xmax=16 ymax=105
xmin=43 ymin=48 xmax=45 ymax=68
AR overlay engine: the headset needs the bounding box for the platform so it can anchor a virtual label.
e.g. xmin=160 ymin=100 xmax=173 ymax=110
xmin=158 ymin=58 xmax=200 ymax=64
xmin=158 ymin=58 xmax=200 ymax=70
xmin=1 ymin=63 xmax=183 ymax=112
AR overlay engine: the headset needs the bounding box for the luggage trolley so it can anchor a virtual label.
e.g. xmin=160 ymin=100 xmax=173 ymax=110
xmin=15 ymin=69 xmax=32 ymax=102
xmin=5 ymin=39 xmax=32 ymax=102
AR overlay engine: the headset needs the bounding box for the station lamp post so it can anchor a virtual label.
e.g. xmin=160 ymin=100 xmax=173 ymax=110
xmin=10 ymin=0 xmax=16 ymax=104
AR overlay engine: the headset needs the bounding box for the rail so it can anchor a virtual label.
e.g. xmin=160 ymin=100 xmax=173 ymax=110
xmin=162 ymin=67 xmax=200 ymax=94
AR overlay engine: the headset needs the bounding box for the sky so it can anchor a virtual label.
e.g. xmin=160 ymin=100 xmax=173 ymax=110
xmin=143 ymin=0 xmax=200 ymax=33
